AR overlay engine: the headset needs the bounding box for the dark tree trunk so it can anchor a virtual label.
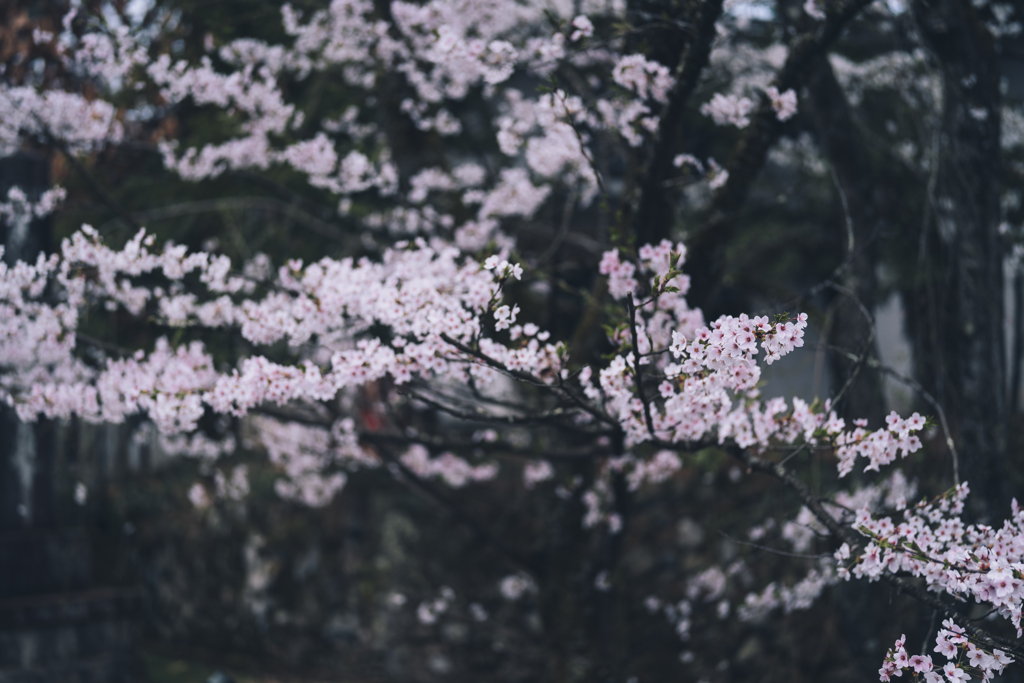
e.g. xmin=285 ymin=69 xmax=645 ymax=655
xmin=805 ymin=55 xmax=888 ymax=428
xmin=0 ymin=152 xmax=54 ymax=531
xmin=539 ymin=460 xmax=624 ymax=683
xmin=909 ymin=0 xmax=1006 ymax=522
xmin=629 ymin=0 xmax=724 ymax=249
xmin=684 ymin=0 xmax=875 ymax=317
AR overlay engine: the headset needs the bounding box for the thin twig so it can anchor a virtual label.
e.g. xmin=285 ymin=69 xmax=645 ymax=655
xmin=627 ymin=293 xmax=656 ymax=437
xmin=829 ymin=162 xmax=855 ymax=256
xmin=100 ymin=196 xmax=349 ymax=243
xmin=778 ymin=442 xmax=810 ymax=467
xmin=823 ymin=280 xmax=876 ymax=410
xmin=734 ymin=447 xmax=1024 ymax=659
xmin=47 ymin=135 xmax=141 ymax=231
xmin=439 ymin=332 xmax=620 ymax=430
xmin=921 ymin=609 xmax=938 ymax=656
xmin=536 ymin=188 xmax=576 ymax=265
xmin=718 ymin=530 xmax=831 ymax=560
xmin=823 ymin=344 xmax=960 ymax=486
xmin=380 ymin=448 xmax=540 ymax=576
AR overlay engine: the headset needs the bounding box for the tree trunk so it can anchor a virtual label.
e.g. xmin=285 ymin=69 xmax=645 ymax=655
xmin=909 ymin=0 xmax=1006 ymax=522
xmin=805 ymin=55 xmax=888 ymax=428
xmin=629 ymin=0 xmax=724 ymax=249
xmin=0 ymin=152 xmax=54 ymax=530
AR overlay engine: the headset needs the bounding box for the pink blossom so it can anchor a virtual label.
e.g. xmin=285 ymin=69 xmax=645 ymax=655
xmin=766 ymin=86 xmax=798 ymax=121
xmin=910 ymin=655 xmax=933 ymax=673
xmin=943 ymin=663 xmax=968 ymax=683
xmin=701 ymin=93 xmax=754 ymax=128
xmin=570 ymin=15 xmax=594 ymax=41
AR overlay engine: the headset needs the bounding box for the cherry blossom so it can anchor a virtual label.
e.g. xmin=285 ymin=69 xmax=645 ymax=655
xmin=701 ymin=93 xmax=755 ymax=128
xmin=766 ymin=86 xmax=798 ymax=121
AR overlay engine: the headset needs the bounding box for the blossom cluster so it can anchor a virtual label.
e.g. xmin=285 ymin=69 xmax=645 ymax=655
xmin=879 ymin=627 xmax=1013 ymax=682
xmin=845 ymin=485 xmax=1024 ymax=640
xmin=400 ymin=444 xmax=499 ymax=488
xmin=499 ymin=574 xmax=536 ymax=601
xmin=589 ymin=238 xmax=817 ymax=447
xmin=701 ymin=93 xmax=755 ymax=128
xmin=737 ymin=471 xmax=918 ymax=620
xmin=1 ymin=216 xmax=1008 ymax=683
xmin=0 ymin=186 xmax=67 ymax=226
xmin=0 ymin=1 xmax=668 ymax=259
xmin=417 ymin=586 xmax=456 ymax=625
xmin=1 ymin=223 xmax=934 ymax=520
xmin=738 ymin=561 xmax=836 ymax=621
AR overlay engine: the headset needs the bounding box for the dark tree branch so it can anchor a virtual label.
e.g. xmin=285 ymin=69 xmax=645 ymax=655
xmin=47 ymin=136 xmax=142 ymax=232
xmin=403 ymin=388 xmax=583 ymax=427
xmin=377 ymin=447 xmax=542 ymax=577
xmin=252 ymin=406 xmax=610 ymax=461
xmin=805 ymin=53 xmax=887 ymax=427
xmin=104 ymin=196 xmax=350 ymax=244
xmin=909 ymin=0 xmax=1005 ymax=523
xmin=631 ymin=0 xmax=725 ymax=247
xmin=686 ymin=0 xmax=876 ymax=317
xmin=626 ymin=293 xmax=656 ymax=436
xmin=439 ymin=332 xmax=621 ymax=431
xmin=702 ymin=0 xmax=875 ymax=231
xmin=735 ymin=447 xmax=1024 ymax=659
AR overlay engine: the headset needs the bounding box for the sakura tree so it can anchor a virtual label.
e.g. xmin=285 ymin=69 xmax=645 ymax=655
xmin=0 ymin=0 xmax=1022 ymax=680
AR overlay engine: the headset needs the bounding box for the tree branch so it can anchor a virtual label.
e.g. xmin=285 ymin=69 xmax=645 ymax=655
xmin=693 ymin=0 xmax=875 ymax=250
xmin=631 ymin=0 xmax=725 ymax=247
xmin=735 ymin=446 xmax=1024 ymax=659
xmin=378 ymin=447 xmax=541 ymax=577
xmin=626 ymin=293 xmax=656 ymax=436
xmin=103 ymin=196 xmax=350 ymax=243
xmin=47 ymin=136 xmax=141 ymax=232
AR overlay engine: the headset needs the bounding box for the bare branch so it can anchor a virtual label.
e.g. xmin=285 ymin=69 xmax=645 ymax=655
xmin=377 ymin=446 xmax=541 ymax=577
xmin=735 ymin=447 xmax=1024 ymax=659
xmin=626 ymin=293 xmax=656 ymax=437
xmin=103 ymin=196 xmax=350 ymax=243
xmin=823 ymin=344 xmax=960 ymax=486
xmin=439 ymin=332 xmax=621 ymax=431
